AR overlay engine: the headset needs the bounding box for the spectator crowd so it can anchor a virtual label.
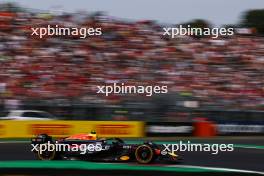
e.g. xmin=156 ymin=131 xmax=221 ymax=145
xmin=0 ymin=4 xmax=263 ymax=111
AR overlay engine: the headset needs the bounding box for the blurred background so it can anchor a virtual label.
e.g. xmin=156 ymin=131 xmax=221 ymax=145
xmin=0 ymin=1 xmax=264 ymax=174
xmin=0 ymin=1 xmax=263 ymax=123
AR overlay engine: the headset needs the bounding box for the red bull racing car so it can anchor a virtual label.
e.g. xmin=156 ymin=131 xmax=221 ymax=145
xmin=31 ymin=131 xmax=181 ymax=164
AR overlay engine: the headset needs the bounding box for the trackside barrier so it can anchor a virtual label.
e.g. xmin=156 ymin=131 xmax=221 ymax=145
xmin=2 ymin=120 xmax=262 ymax=138
xmin=146 ymin=120 xmax=264 ymax=137
xmin=0 ymin=120 xmax=144 ymax=138
xmin=193 ymin=118 xmax=216 ymax=137
xmin=146 ymin=120 xmax=216 ymax=137
xmin=146 ymin=122 xmax=193 ymax=137
xmin=216 ymin=124 xmax=264 ymax=136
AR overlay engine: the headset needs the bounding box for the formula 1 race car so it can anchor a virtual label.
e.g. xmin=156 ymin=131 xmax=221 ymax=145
xmin=31 ymin=132 xmax=181 ymax=164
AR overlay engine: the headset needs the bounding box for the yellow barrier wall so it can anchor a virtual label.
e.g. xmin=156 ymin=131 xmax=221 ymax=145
xmin=0 ymin=121 xmax=144 ymax=138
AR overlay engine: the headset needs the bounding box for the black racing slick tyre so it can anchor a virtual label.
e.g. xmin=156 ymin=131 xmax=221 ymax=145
xmin=37 ymin=143 xmax=56 ymax=160
xmin=135 ymin=145 xmax=154 ymax=164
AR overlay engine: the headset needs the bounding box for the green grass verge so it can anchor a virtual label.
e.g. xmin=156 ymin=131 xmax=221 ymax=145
xmin=0 ymin=161 xmax=224 ymax=172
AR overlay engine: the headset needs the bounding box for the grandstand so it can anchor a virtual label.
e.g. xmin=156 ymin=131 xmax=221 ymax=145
xmin=0 ymin=3 xmax=263 ymax=120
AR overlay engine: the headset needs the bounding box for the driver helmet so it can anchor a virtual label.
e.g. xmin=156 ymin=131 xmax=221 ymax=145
xmin=89 ymin=130 xmax=97 ymax=140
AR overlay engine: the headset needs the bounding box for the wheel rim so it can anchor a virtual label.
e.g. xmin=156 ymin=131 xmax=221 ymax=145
xmin=37 ymin=144 xmax=56 ymax=160
xmin=135 ymin=145 xmax=153 ymax=164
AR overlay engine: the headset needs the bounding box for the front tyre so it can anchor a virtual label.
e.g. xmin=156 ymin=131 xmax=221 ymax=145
xmin=135 ymin=145 xmax=154 ymax=164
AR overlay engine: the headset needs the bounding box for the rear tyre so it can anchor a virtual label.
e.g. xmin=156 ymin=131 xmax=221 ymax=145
xmin=135 ymin=145 xmax=154 ymax=164
xmin=37 ymin=143 xmax=56 ymax=160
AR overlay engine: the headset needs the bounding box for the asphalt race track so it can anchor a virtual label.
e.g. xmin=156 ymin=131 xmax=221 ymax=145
xmin=0 ymin=138 xmax=263 ymax=172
